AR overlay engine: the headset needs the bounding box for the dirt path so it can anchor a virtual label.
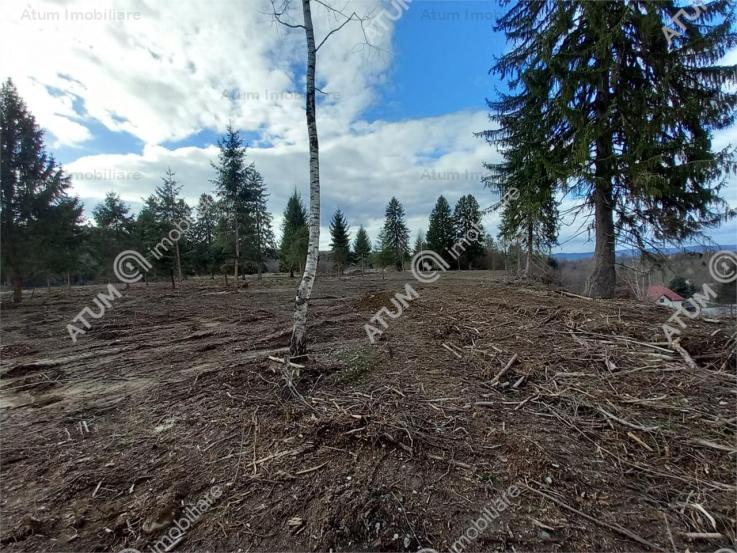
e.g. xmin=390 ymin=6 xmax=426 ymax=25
xmin=1 ymin=273 xmax=734 ymax=552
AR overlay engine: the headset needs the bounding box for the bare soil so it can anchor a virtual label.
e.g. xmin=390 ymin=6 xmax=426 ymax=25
xmin=0 ymin=272 xmax=735 ymax=553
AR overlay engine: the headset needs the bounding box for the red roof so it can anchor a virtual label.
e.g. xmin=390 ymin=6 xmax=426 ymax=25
xmin=647 ymin=285 xmax=685 ymax=302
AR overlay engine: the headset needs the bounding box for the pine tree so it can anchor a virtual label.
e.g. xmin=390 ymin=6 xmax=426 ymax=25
xmin=211 ymin=124 xmax=249 ymax=283
xmin=453 ymin=195 xmax=485 ymax=270
xmin=329 ymin=209 xmax=351 ymax=274
xmin=280 ymin=190 xmax=309 ymax=277
xmin=1 ymin=79 xmax=80 ymax=302
xmin=412 ymin=229 xmax=426 ymax=255
xmin=243 ymin=167 xmax=276 ymax=281
xmin=192 ymin=193 xmax=220 ymax=277
xmin=498 ymin=186 xmax=558 ymax=277
xmin=153 ymin=168 xmax=189 ymax=282
xmin=353 ymin=225 xmax=372 ymax=274
xmin=374 ymin=229 xmax=396 ymax=278
xmin=486 ymin=0 xmax=737 ymax=297
xmin=480 ymin=47 xmax=560 ymax=278
xmin=382 ymin=197 xmax=410 ymax=270
xmin=44 ymin=196 xmax=84 ymax=288
xmin=135 ymin=198 xmax=166 ymax=284
xmin=92 ymin=192 xmax=134 ymax=281
xmin=426 ymin=195 xmax=455 ymax=263
xmin=92 ymin=192 xmax=134 ymax=234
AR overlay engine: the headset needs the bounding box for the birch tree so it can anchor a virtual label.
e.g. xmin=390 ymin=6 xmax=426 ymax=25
xmin=272 ymin=0 xmax=370 ymax=358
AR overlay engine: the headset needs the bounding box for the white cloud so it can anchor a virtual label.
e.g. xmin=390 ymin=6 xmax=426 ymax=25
xmin=1 ymin=0 xmax=393 ymax=147
xmin=3 ymin=0 xmax=734 ymax=254
xmin=65 ymin=109 xmax=500 ymax=248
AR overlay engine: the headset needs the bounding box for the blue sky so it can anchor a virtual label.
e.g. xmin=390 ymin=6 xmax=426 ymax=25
xmin=3 ymin=0 xmax=735 ymax=253
xmin=366 ymin=1 xmax=504 ymax=122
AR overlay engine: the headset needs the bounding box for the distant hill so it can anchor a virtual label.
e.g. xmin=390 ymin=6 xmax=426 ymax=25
xmin=553 ymin=244 xmax=737 ymax=261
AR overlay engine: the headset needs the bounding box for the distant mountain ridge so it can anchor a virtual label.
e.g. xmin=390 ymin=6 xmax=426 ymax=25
xmin=552 ymin=244 xmax=737 ymax=261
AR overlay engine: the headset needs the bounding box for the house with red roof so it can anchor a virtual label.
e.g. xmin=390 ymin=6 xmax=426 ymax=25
xmin=646 ymin=285 xmax=685 ymax=309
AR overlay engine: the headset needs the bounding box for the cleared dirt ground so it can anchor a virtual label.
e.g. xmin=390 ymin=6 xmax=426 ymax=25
xmin=0 ymin=272 xmax=735 ymax=553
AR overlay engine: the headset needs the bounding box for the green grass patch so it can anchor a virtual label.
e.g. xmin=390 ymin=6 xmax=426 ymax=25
xmin=335 ymin=346 xmax=380 ymax=384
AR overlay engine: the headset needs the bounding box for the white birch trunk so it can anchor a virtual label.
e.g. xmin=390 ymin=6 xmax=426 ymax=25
xmin=175 ymin=241 xmax=183 ymax=282
xmin=290 ymin=0 xmax=320 ymax=357
xmin=234 ymin=214 xmax=240 ymax=285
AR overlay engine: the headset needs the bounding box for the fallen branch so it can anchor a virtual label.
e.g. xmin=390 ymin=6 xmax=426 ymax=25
xmin=442 ymin=342 xmax=463 ymax=359
xmin=671 ymin=340 xmax=699 ymax=370
xmin=522 ymin=484 xmax=667 ymax=552
xmin=598 ymin=407 xmax=660 ymax=432
xmin=556 ymin=290 xmax=593 ymax=301
xmin=689 ymin=439 xmax=737 ymax=454
xmin=490 ymin=354 xmax=518 ymax=386
xmin=268 ymin=355 xmax=305 ymax=369
xmin=682 ymin=532 xmax=723 ymax=540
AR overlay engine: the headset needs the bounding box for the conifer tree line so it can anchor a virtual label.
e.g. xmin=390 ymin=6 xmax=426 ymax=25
xmin=1 ymin=79 xmax=283 ymax=300
xmin=1 ymin=77 xmax=501 ymax=305
xmin=7 ymin=0 xmax=736 ymax=308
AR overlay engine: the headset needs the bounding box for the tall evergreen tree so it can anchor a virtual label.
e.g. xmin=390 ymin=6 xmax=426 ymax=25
xmin=484 ymin=0 xmax=737 ymax=297
xmin=92 ymin=192 xmax=134 ymax=234
xmin=135 ymin=198 xmax=168 ymax=285
xmin=0 ymin=79 xmax=80 ymax=302
xmin=426 ymin=195 xmax=456 ymax=263
xmin=453 ymin=194 xmax=485 ymax=270
xmin=480 ymin=49 xmax=561 ymax=277
xmin=353 ymin=225 xmax=372 ymax=274
xmin=329 ymin=209 xmax=351 ymax=274
xmin=243 ymin=167 xmax=276 ymax=281
xmin=374 ymin=229 xmax=396 ymax=278
xmin=412 ymin=229 xmax=426 ymax=255
xmin=211 ymin=124 xmax=249 ymax=283
xmin=498 ymin=185 xmax=558 ymax=277
xmin=45 ymin=196 xmax=85 ymax=287
xmin=152 ymin=168 xmax=189 ymax=281
xmin=382 ymin=197 xmax=410 ymax=270
xmin=192 ymin=193 xmax=220 ymax=277
xmin=280 ymin=190 xmax=309 ymax=277
xmin=92 ymin=192 xmax=135 ymax=281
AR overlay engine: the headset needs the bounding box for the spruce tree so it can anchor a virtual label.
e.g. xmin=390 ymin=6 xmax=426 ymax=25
xmin=453 ymin=195 xmax=485 ymax=270
xmin=374 ymin=229 xmax=396 ymax=278
xmin=480 ymin=45 xmax=561 ymax=277
xmin=499 ymin=186 xmax=558 ymax=277
xmin=211 ymin=124 xmax=249 ymax=283
xmin=353 ymin=226 xmax=372 ymax=274
xmin=329 ymin=209 xmax=351 ymax=274
xmin=280 ymin=190 xmax=309 ymax=277
xmin=192 ymin=193 xmax=220 ymax=277
xmin=44 ymin=196 xmax=84 ymax=288
xmin=135 ymin=198 xmax=168 ymax=284
xmin=153 ymin=168 xmax=190 ymax=282
xmin=1 ymin=79 xmax=80 ymax=302
xmin=382 ymin=197 xmax=410 ymax=270
xmin=412 ymin=229 xmax=426 ymax=255
xmin=485 ymin=0 xmax=737 ymax=297
xmin=426 ymin=195 xmax=455 ymax=263
xmin=92 ymin=192 xmax=134 ymax=234
xmin=244 ymin=167 xmax=276 ymax=281
xmin=92 ymin=192 xmax=135 ymax=280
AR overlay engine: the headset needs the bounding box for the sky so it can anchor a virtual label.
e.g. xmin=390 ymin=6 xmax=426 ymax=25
xmin=2 ymin=0 xmax=736 ymax=253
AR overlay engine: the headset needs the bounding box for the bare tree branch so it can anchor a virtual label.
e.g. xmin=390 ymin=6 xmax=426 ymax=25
xmin=315 ymin=10 xmax=362 ymax=52
xmin=270 ymin=0 xmax=306 ymax=29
